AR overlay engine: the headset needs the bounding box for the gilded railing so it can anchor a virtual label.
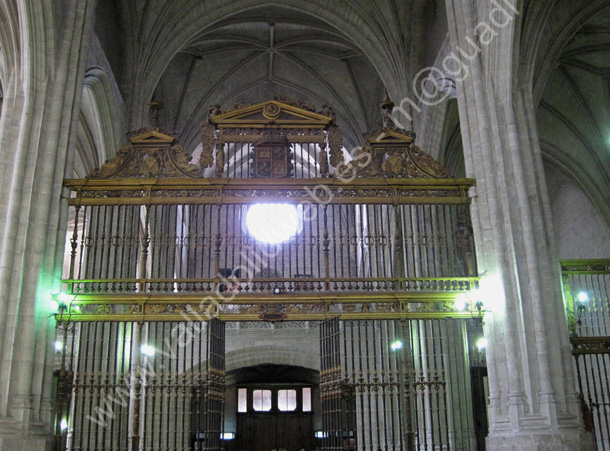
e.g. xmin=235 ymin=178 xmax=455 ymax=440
xmin=59 ymin=178 xmax=479 ymax=322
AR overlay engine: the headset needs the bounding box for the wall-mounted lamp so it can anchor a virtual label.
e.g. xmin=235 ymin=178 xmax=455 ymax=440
xmin=575 ymin=291 xmax=589 ymax=326
xmin=453 ymin=293 xmax=485 ymax=323
xmin=56 ymin=301 xmax=67 ymax=315
xmin=53 ymin=293 xmax=78 ymax=315
xmin=474 ymin=300 xmax=484 ymax=314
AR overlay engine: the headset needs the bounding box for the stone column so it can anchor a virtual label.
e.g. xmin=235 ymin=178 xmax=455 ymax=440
xmin=444 ymin=0 xmax=592 ymax=449
xmin=0 ymin=0 xmax=97 ymax=449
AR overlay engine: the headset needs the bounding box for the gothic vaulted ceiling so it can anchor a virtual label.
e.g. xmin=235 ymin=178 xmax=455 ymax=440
xmin=537 ymin=6 xmax=610 ymax=223
xmin=91 ymin=0 xmax=439 ymax=156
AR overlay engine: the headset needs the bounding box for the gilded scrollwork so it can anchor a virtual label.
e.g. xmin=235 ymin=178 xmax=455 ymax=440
xmin=328 ymin=125 xmax=344 ymax=168
xmin=81 ymin=189 xmax=147 ymax=198
xmin=374 ymin=302 xmax=398 ymax=313
xmin=303 ymin=303 xmax=325 ymax=313
xmin=126 ymin=304 xmax=142 ymax=314
xmin=97 ymin=305 xmax=111 ymax=314
xmin=413 ymin=302 xmax=455 ymax=312
xmin=215 ymin=142 xmax=225 ymax=175
xmin=169 ymin=145 xmax=198 ymax=176
xmin=144 ymin=304 xmax=168 ymax=314
xmin=200 ymin=122 xmax=216 ymax=168
xmin=407 ymin=146 xmax=450 ymax=178
xmin=151 ymin=189 xmax=213 ymax=198
xmin=561 ymin=261 xmax=610 ymax=273
xmin=571 ymin=337 xmax=610 ymax=355
xmin=94 ymin=145 xmax=130 ymax=178
xmin=318 ymin=148 xmax=329 ymax=175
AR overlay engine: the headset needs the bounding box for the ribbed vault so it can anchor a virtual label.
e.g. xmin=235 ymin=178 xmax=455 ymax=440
xmin=154 ymin=13 xmax=385 ymax=150
xmin=536 ymin=5 xmax=610 ymax=224
xmin=115 ymin=0 xmax=416 ymax=134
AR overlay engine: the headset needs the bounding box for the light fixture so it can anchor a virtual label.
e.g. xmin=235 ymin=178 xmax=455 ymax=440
xmin=53 ymin=293 xmax=79 ymax=315
xmin=57 ymin=293 xmax=74 ymax=304
xmin=56 ymin=301 xmax=67 ymax=315
xmin=55 ymin=341 xmax=63 ymax=352
xmin=390 ymin=340 xmax=403 ymax=351
xmin=272 ymin=286 xmax=282 ymax=295
xmin=245 ymin=203 xmax=303 ymax=244
xmin=469 ymin=299 xmax=485 ymax=323
xmin=221 ymin=432 xmax=235 ymax=440
xmin=60 ymin=419 xmax=68 ymax=431
xmin=315 ymin=431 xmax=328 ymax=438
xmin=140 ymin=344 xmax=155 ymax=356
xmin=476 ymin=337 xmax=488 ymax=350
xmin=575 ymin=291 xmax=589 ymax=326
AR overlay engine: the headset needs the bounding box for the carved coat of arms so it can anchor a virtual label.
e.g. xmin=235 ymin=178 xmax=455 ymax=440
xmin=253 ymin=131 xmax=292 ymax=178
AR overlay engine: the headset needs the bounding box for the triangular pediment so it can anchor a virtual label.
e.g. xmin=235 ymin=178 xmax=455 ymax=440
xmin=365 ymin=128 xmax=415 ymax=145
xmin=211 ymin=100 xmax=334 ymax=128
xmin=129 ymin=130 xmax=176 ymax=146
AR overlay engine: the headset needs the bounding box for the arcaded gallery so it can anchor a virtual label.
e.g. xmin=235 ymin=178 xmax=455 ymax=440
xmin=0 ymin=1 xmax=609 ymax=451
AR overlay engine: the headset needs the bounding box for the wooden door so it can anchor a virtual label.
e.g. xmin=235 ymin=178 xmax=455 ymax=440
xmin=237 ymin=412 xmax=313 ymax=451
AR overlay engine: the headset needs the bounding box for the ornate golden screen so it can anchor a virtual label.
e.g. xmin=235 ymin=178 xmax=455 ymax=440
xmin=60 ymin=100 xmax=478 ymax=322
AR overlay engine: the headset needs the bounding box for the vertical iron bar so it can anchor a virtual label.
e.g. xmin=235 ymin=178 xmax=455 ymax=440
xmin=380 ymin=321 xmax=389 ymax=448
xmin=77 ymin=206 xmax=87 ymax=282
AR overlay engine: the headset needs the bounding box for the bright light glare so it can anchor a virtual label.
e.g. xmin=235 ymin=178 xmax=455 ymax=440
xmin=315 ymin=431 xmax=328 ymax=438
xmin=140 ymin=344 xmax=155 ymax=356
xmin=390 ymin=340 xmax=403 ymax=351
xmin=57 ymin=293 xmax=74 ymax=303
xmin=455 ymin=298 xmax=468 ymax=311
xmin=245 ymin=203 xmax=302 ymax=244
xmin=577 ymin=291 xmax=589 ymax=303
xmin=221 ymin=432 xmax=235 ymax=440
xmin=55 ymin=341 xmax=63 ymax=352
xmin=60 ymin=419 xmax=68 ymax=430
xmin=476 ymin=338 xmax=488 ymax=350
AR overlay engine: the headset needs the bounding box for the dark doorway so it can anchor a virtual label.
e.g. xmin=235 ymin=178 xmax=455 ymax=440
xmin=225 ymin=364 xmax=320 ymax=451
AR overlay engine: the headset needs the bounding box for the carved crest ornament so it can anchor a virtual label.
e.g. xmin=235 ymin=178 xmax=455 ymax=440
xmin=89 ymin=129 xmax=198 ymax=178
xmin=90 ymin=98 xmax=451 ymax=180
